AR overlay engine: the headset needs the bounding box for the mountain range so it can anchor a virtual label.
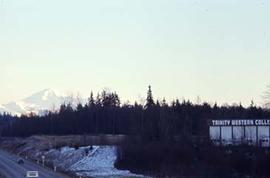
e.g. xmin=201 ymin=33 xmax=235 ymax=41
xmin=0 ymin=89 xmax=71 ymax=116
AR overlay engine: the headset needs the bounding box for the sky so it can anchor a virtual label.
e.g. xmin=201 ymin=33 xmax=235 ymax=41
xmin=0 ymin=0 xmax=269 ymax=106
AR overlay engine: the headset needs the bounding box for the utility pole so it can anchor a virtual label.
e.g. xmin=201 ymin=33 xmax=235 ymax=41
xmin=42 ymin=155 xmax=45 ymax=167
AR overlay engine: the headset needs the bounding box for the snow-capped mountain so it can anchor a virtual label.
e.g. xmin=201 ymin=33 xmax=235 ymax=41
xmin=0 ymin=89 xmax=69 ymax=116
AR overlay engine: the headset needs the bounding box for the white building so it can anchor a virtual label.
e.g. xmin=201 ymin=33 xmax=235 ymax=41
xmin=209 ymin=119 xmax=270 ymax=147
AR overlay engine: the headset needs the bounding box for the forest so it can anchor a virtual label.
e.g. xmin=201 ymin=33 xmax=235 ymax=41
xmin=1 ymin=86 xmax=269 ymax=139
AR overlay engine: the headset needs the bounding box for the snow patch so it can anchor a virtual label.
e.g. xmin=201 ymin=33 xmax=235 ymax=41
xmin=60 ymin=146 xmax=75 ymax=154
xmin=46 ymin=146 xmax=146 ymax=178
xmin=70 ymin=146 xmax=145 ymax=177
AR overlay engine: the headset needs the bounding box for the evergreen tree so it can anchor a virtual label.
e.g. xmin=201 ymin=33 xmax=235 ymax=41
xmin=161 ymin=98 xmax=167 ymax=107
xmin=145 ymin=85 xmax=155 ymax=109
xmin=76 ymin=103 xmax=83 ymax=112
xmin=88 ymin=91 xmax=95 ymax=107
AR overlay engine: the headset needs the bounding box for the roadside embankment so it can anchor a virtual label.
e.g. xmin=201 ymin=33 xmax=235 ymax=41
xmin=0 ymin=135 xmax=147 ymax=178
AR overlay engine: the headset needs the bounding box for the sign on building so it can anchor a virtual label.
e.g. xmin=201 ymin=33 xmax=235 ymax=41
xmin=209 ymin=119 xmax=270 ymax=147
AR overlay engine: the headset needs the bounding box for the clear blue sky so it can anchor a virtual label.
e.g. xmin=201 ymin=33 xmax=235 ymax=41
xmin=0 ymin=0 xmax=269 ymax=106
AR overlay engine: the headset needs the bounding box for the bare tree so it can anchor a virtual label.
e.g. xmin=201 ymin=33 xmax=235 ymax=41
xmin=64 ymin=92 xmax=75 ymax=108
xmin=76 ymin=92 xmax=83 ymax=105
xmin=262 ymin=85 xmax=270 ymax=108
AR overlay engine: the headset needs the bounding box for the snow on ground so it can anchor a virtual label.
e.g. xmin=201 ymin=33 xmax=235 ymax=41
xmin=70 ymin=146 xmax=144 ymax=177
xmin=46 ymin=146 xmax=146 ymax=178
xmin=45 ymin=146 xmax=91 ymax=169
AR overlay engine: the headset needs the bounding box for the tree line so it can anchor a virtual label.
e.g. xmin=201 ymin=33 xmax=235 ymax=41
xmin=1 ymin=86 xmax=270 ymax=139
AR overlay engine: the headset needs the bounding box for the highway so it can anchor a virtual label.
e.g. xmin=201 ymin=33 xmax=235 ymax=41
xmin=0 ymin=149 xmax=70 ymax=178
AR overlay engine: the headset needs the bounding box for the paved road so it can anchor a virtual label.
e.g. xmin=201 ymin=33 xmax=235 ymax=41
xmin=0 ymin=149 xmax=70 ymax=178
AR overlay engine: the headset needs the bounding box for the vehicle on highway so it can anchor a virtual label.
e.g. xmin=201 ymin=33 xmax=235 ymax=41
xmin=17 ymin=158 xmax=24 ymax=164
xmin=26 ymin=171 xmax=39 ymax=177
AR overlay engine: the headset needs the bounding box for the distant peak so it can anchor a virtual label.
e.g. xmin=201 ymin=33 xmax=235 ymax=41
xmin=42 ymin=89 xmax=57 ymax=100
xmin=1 ymin=88 xmax=68 ymax=116
xmin=23 ymin=88 xmax=64 ymax=102
xmin=41 ymin=88 xmax=57 ymax=94
xmin=39 ymin=88 xmax=61 ymax=95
